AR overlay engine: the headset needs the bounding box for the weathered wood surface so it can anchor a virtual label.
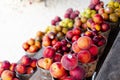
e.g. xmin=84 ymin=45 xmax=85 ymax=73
xmin=95 ymin=31 xmax=120 ymax=80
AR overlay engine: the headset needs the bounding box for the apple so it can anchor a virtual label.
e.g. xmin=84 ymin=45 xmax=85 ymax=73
xmin=72 ymin=27 xmax=81 ymax=36
xmin=15 ymin=64 xmax=26 ymax=74
xmin=101 ymin=22 xmax=110 ymax=32
xmin=53 ymin=53 xmax=62 ymax=62
xmin=20 ymin=55 xmax=31 ymax=66
xmin=30 ymin=58 xmax=37 ymax=68
xmin=43 ymin=46 xmax=56 ymax=58
xmin=1 ymin=60 xmax=10 ymax=70
xmin=88 ymin=44 xmax=98 ymax=56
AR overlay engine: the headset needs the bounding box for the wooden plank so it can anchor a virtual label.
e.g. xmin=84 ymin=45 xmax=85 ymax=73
xmin=95 ymin=31 xmax=120 ymax=80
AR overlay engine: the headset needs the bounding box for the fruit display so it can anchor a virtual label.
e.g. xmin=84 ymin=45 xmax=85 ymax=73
xmin=0 ymin=0 xmax=120 ymax=80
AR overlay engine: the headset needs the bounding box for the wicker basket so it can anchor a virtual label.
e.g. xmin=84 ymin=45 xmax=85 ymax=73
xmin=82 ymin=58 xmax=98 ymax=78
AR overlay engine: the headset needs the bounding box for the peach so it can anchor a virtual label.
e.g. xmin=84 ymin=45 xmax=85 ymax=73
xmin=86 ymin=18 xmax=94 ymax=28
xmin=35 ymin=41 xmax=41 ymax=49
xmin=1 ymin=60 xmax=11 ymax=70
xmin=58 ymin=72 xmax=68 ymax=80
xmin=20 ymin=55 xmax=31 ymax=66
xmin=51 ymin=38 xmax=58 ymax=46
xmin=28 ymin=45 xmax=39 ymax=53
xmin=72 ymin=41 xmax=81 ymax=53
xmin=0 ymin=68 xmax=4 ymax=77
xmin=42 ymin=35 xmax=51 ymax=47
xmin=50 ymin=62 xmax=66 ymax=78
xmin=30 ymin=58 xmax=37 ymax=68
xmin=88 ymin=44 xmax=98 ymax=56
xmin=15 ymin=64 xmax=26 ymax=74
xmin=43 ymin=46 xmax=56 ymax=58
xmin=77 ymin=50 xmax=91 ymax=63
xmin=61 ymin=54 xmax=78 ymax=70
xmin=37 ymin=58 xmax=53 ymax=70
xmin=77 ymin=36 xmax=92 ymax=49
xmin=92 ymin=14 xmax=103 ymax=24
xmin=1 ymin=70 xmax=14 ymax=80
xmin=9 ymin=63 xmax=17 ymax=72
xmin=69 ymin=65 xmax=85 ymax=80
xmin=26 ymin=66 xmax=34 ymax=74
xmin=27 ymin=38 xmax=35 ymax=46
xmin=22 ymin=42 xmax=30 ymax=51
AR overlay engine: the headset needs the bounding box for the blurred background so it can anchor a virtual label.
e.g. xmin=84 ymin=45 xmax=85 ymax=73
xmin=0 ymin=0 xmax=109 ymax=62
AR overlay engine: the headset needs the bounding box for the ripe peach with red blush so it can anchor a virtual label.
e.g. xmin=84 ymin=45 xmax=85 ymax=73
xmin=69 ymin=65 xmax=85 ymax=80
xmin=61 ymin=54 xmax=78 ymax=70
xmin=77 ymin=36 xmax=92 ymax=49
xmin=77 ymin=50 xmax=91 ymax=63
xmin=50 ymin=62 xmax=66 ymax=78
xmin=72 ymin=41 xmax=81 ymax=53
xmin=1 ymin=70 xmax=14 ymax=80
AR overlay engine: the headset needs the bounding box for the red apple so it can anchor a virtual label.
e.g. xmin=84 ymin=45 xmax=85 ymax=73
xmin=1 ymin=60 xmax=11 ymax=70
xmin=26 ymin=66 xmax=34 ymax=74
xmin=72 ymin=27 xmax=81 ymax=36
xmin=16 ymin=64 xmax=26 ymax=74
xmin=43 ymin=46 xmax=56 ymax=58
xmin=101 ymin=22 xmax=110 ymax=32
xmin=63 ymin=76 xmax=74 ymax=80
xmin=53 ymin=53 xmax=62 ymax=62
xmin=20 ymin=55 xmax=31 ymax=66
xmin=50 ymin=62 xmax=66 ymax=78
xmin=69 ymin=65 xmax=85 ymax=80
xmin=77 ymin=50 xmax=91 ymax=63
xmin=88 ymin=44 xmax=98 ymax=56
xmin=72 ymin=35 xmax=79 ymax=42
xmin=30 ymin=58 xmax=37 ymax=68
xmin=66 ymin=30 xmax=74 ymax=40
xmin=61 ymin=54 xmax=78 ymax=70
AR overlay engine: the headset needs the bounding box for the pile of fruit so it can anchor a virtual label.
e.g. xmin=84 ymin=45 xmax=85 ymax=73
xmin=0 ymin=0 xmax=120 ymax=80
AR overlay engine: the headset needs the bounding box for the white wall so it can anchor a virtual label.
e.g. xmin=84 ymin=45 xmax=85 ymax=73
xmin=0 ymin=0 xmax=109 ymax=62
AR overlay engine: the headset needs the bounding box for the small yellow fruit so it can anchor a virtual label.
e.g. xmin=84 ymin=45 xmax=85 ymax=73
xmin=114 ymin=1 xmax=119 ymax=8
